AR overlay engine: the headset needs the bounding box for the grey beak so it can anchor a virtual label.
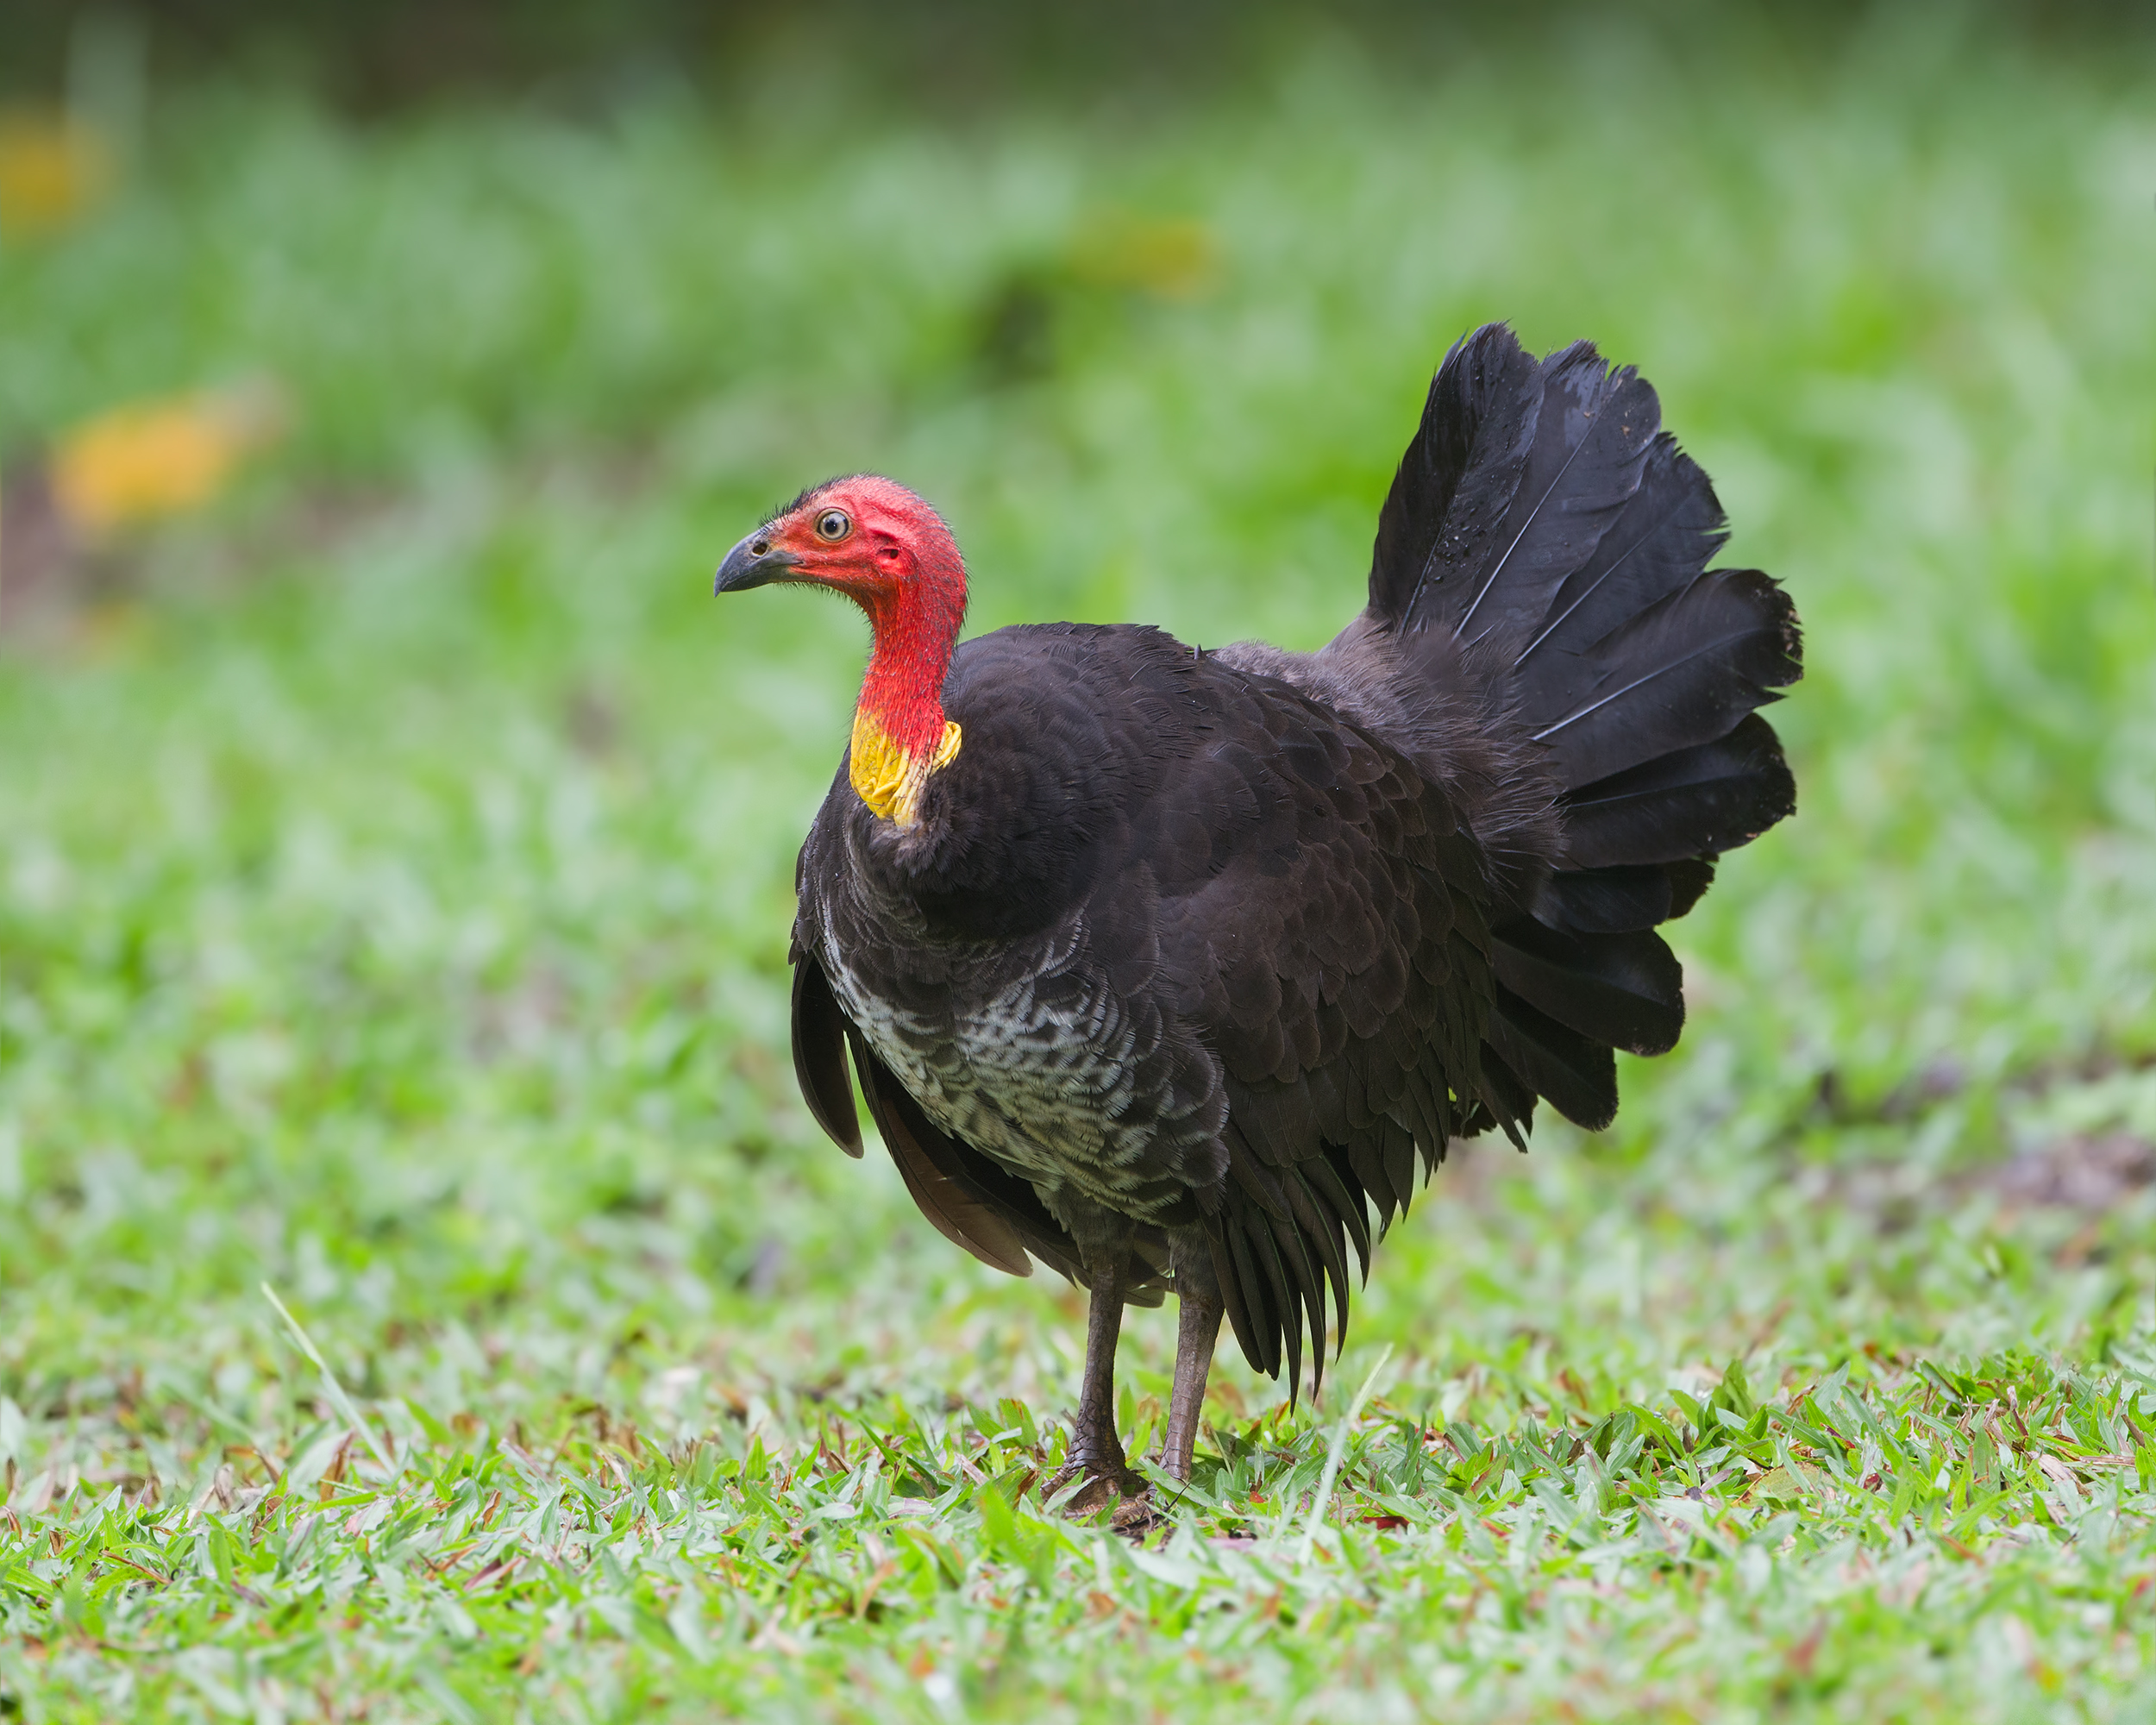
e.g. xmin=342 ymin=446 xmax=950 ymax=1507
xmin=714 ymin=532 xmax=803 ymax=595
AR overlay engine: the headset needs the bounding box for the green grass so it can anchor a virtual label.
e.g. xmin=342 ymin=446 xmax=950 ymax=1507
xmin=5 ymin=12 xmax=2156 ymax=1720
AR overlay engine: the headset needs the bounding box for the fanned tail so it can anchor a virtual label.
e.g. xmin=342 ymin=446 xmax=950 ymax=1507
xmin=1369 ymin=323 xmax=1802 ymax=1132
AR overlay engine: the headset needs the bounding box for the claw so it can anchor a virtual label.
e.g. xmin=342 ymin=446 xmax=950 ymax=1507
xmin=1108 ymin=1488 xmax=1163 ymax=1538
xmin=1045 ymin=1460 xmax=1143 ymax=1518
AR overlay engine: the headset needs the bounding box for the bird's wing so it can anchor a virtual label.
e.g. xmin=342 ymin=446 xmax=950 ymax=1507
xmin=789 ymin=952 xmax=862 ymax=1157
xmin=1124 ymin=668 xmax=1517 ymax=1396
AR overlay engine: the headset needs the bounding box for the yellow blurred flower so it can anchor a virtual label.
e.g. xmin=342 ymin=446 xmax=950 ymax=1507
xmin=53 ymin=387 xmax=285 ymax=533
xmin=0 ymin=110 xmax=110 ymax=235
xmin=1067 ymin=214 xmax=1219 ymax=301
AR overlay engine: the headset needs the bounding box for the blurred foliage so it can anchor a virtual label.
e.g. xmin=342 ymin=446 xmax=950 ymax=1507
xmin=3 ymin=0 xmax=2154 ymax=114
xmin=2 ymin=3 xmax=2155 ymax=1719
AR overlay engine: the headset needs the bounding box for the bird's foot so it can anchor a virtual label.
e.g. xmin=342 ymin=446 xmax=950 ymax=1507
xmin=1106 ymin=1487 xmax=1163 ymax=1538
xmin=1044 ymin=1452 xmax=1144 ymax=1519
xmin=1044 ymin=1467 xmax=1161 ymax=1535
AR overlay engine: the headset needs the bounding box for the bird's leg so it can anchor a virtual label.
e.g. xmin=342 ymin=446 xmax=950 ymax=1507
xmin=1158 ymin=1231 xmax=1224 ymax=1483
xmin=1048 ymin=1208 xmax=1140 ymax=1509
xmin=1064 ymin=1256 xmax=1130 ymax=1484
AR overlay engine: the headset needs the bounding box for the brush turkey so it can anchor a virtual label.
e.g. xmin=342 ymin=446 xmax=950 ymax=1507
xmin=712 ymin=325 xmax=1800 ymax=1494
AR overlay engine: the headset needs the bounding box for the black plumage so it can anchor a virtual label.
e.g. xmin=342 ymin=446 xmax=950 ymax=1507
xmin=720 ymin=324 xmax=1802 ymax=1494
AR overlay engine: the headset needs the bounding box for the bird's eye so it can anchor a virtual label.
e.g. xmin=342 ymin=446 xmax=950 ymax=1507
xmin=814 ymin=509 xmax=851 ymax=542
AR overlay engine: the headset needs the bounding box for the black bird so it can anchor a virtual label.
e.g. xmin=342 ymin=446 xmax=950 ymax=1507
xmin=712 ymin=325 xmax=1801 ymax=1497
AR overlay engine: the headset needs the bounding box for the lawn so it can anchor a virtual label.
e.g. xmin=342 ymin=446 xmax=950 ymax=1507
xmin=4 ymin=9 xmax=2156 ymax=1720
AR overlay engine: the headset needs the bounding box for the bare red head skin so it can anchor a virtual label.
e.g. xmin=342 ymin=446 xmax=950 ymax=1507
xmin=715 ymin=475 xmax=968 ymax=768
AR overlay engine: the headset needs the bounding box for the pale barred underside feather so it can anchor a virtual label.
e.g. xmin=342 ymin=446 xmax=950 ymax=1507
xmin=816 ymin=906 xmax=1200 ymax=1228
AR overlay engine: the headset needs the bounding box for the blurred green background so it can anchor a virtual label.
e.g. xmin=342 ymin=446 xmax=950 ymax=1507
xmin=3 ymin=2 xmax=2156 ymax=1718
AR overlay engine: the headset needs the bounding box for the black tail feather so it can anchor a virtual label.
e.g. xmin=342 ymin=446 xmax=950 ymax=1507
xmin=1530 ymin=863 xmax=1674 ymax=936
xmin=1490 ymin=918 xmax=1685 ymax=1058
xmin=1375 ymin=330 xmax=1664 ymax=649
xmin=1369 ymin=325 xmax=1799 ymax=791
xmin=1369 ymin=324 xmax=1539 ymax=633
xmin=1486 ymin=987 xmax=1619 ymax=1132
xmin=1527 ymin=568 xmax=1800 ymax=788
xmin=1560 ymin=711 xmax=1796 ymax=869
xmin=1511 ymin=433 xmax=1731 ymax=681
xmin=1666 ymin=856 xmax=1717 ymax=919
xmin=1368 ymin=324 xmax=1799 ymax=1139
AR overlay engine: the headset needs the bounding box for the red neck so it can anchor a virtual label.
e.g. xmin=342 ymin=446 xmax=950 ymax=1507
xmin=853 ymin=549 xmax=966 ymax=753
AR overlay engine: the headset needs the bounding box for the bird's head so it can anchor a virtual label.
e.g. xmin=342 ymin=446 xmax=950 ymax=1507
xmin=714 ymin=475 xmax=966 ymax=613
xmin=714 ymin=474 xmax=969 ymax=829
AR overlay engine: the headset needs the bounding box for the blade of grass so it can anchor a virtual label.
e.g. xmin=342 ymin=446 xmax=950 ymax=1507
xmin=260 ymin=1282 xmax=396 ymax=1476
xmin=1296 ymin=1345 xmax=1394 ymax=1564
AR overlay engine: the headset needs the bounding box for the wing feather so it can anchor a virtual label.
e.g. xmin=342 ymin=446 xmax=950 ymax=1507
xmin=789 ymin=955 xmax=862 ymax=1157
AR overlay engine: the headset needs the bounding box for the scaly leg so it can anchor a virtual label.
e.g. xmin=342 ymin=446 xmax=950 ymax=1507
xmin=1159 ymin=1233 xmax=1223 ymax=1482
xmin=1047 ymin=1238 xmax=1138 ymax=1510
xmin=1065 ymin=1254 xmax=1129 ymax=1482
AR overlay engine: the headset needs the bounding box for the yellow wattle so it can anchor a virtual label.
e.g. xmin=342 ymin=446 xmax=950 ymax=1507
xmin=849 ymin=708 xmax=962 ymax=826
